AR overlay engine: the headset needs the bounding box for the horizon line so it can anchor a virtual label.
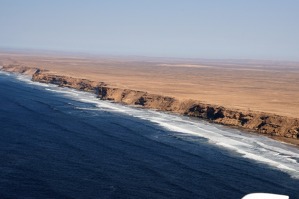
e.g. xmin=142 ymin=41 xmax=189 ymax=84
xmin=1 ymin=46 xmax=299 ymax=64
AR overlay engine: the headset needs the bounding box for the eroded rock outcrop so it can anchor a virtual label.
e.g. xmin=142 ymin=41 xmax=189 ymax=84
xmin=1 ymin=65 xmax=40 ymax=76
xmin=2 ymin=65 xmax=299 ymax=141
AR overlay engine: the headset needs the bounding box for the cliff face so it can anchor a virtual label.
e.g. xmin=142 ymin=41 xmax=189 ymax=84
xmin=2 ymin=65 xmax=299 ymax=141
xmin=1 ymin=65 xmax=40 ymax=76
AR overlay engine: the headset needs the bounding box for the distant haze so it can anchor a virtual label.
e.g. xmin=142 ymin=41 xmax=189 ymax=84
xmin=0 ymin=0 xmax=298 ymax=61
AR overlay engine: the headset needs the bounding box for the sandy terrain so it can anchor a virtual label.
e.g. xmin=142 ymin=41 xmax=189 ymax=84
xmin=1 ymin=50 xmax=299 ymax=118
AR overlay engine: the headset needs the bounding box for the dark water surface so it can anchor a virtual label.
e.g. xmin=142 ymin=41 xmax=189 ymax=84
xmin=0 ymin=73 xmax=298 ymax=199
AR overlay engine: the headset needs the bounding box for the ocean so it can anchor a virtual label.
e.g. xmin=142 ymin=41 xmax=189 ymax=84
xmin=0 ymin=72 xmax=298 ymax=199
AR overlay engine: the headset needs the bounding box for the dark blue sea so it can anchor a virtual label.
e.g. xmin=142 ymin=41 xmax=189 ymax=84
xmin=0 ymin=72 xmax=298 ymax=199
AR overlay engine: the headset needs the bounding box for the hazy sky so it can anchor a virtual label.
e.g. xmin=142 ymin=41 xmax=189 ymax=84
xmin=1 ymin=0 xmax=298 ymax=60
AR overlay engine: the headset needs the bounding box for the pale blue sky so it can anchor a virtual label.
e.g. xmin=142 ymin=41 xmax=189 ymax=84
xmin=0 ymin=0 xmax=298 ymax=60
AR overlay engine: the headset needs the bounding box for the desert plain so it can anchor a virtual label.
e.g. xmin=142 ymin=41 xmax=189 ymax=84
xmin=1 ymin=50 xmax=299 ymax=119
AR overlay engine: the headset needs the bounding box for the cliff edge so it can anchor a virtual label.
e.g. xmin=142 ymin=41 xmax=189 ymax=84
xmin=2 ymin=65 xmax=299 ymax=144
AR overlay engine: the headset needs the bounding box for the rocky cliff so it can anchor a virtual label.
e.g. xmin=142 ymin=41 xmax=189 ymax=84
xmin=2 ymin=65 xmax=299 ymax=142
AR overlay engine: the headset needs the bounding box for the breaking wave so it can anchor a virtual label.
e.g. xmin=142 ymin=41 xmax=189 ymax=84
xmin=15 ymin=76 xmax=299 ymax=179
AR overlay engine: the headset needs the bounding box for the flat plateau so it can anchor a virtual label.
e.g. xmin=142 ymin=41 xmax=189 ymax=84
xmin=1 ymin=51 xmax=299 ymax=145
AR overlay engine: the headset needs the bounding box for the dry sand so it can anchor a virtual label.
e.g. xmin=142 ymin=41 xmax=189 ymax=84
xmin=1 ymin=51 xmax=299 ymax=118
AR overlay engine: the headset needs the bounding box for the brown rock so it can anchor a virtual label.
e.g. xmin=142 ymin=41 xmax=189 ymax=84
xmin=2 ymin=65 xmax=299 ymax=142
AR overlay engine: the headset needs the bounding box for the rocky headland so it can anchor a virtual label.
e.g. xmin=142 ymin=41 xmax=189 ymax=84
xmin=2 ymin=65 xmax=299 ymax=145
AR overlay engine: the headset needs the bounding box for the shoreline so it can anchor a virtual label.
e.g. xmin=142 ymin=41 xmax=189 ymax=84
xmin=1 ymin=65 xmax=299 ymax=146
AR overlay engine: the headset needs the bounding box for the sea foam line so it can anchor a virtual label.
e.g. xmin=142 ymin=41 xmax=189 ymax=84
xmin=12 ymin=75 xmax=299 ymax=179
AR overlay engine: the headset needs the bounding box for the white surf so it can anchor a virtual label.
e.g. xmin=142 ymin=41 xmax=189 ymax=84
xmin=13 ymin=74 xmax=299 ymax=180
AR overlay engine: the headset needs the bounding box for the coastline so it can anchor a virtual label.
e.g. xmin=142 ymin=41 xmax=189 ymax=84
xmin=1 ymin=71 xmax=299 ymax=199
xmin=1 ymin=65 xmax=299 ymax=146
